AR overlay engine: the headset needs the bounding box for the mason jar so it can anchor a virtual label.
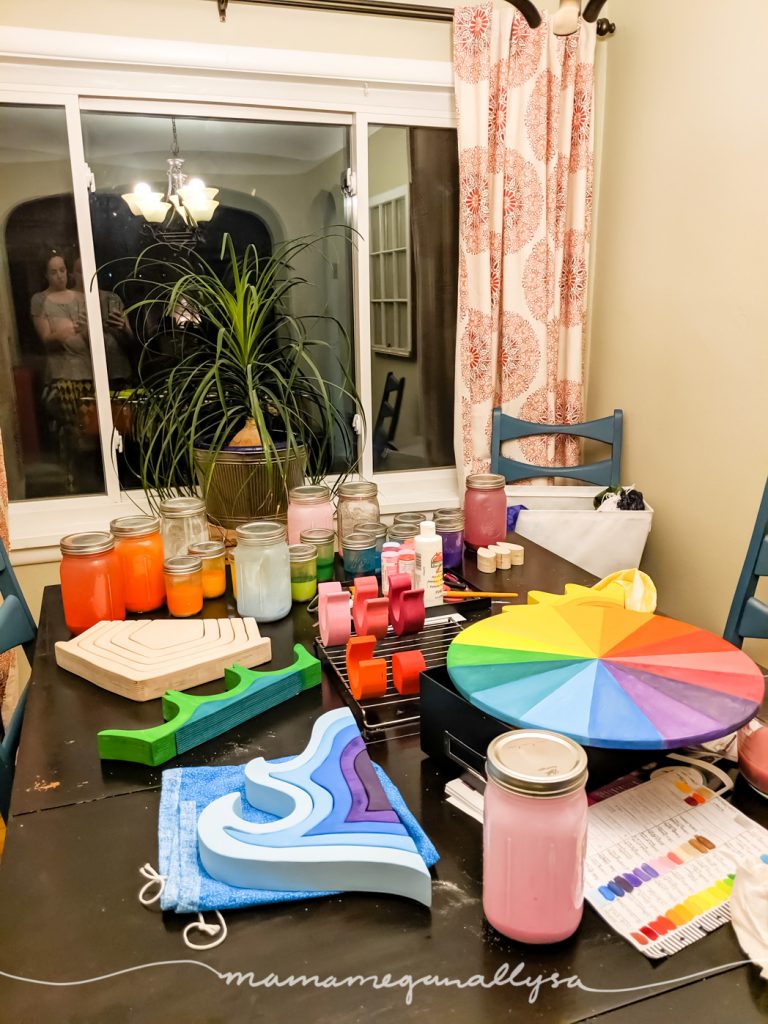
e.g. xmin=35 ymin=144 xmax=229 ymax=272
xmin=336 ymin=480 xmax=380 ymax=550
xmin=464 ymin=473 xmax=507 ymax=549
xmin=287 ymin=484 xmax=334 ymax=545
xmin=110 ymin=515 xmax=165 ymax=613
xmin=60 ymin=532 xmax=126 ymax=635
xmin=434 ymin=509 xmax=465 ymax=571
xmin=483 ymin=730 xmax=588 ymax=944
xmin=234 ymin=521 xmax=292 ymax=622
xmin=158 ymin=495 xmax=209 ymax=559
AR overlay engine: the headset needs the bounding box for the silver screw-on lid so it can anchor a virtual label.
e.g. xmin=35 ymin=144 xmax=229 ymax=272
xmin=486 ymin=730 xmax=588 ymax=798
xmin=188 ymin=540 xmax=226 ymax=558
xmin=288 ymin=484 xmax=331 ymax=505
xmin=158 ymin=496 xmax=206 ymax=518
xmin=466 ymin=473 xmax=506 ymax=491
xmin=235 ymin=521 xmax=287 ymax=546
xmin=60 ymin=531 xmax=115 ymax=556
xmin=110 ymin=515 xmax=161 ymax=538
xmin=338 ymin=480 xmax=378 ymax=499
xmin=163 ymin=555 xmax=203 ymax=575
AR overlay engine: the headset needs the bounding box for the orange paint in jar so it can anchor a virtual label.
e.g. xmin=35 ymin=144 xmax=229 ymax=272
xmin=111 ymin=515 xmax=165 ymax=612
xmin=60 ymin=532 xmax=126 ymax=635
xmin=188 ymin=540 xmax=227 ymax=599
xmin=164 ymin=556 xmax=204 ymax=617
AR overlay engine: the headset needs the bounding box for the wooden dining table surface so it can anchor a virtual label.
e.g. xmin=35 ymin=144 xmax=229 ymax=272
xmin=1 ymin=535 xmax=767 ymax=1024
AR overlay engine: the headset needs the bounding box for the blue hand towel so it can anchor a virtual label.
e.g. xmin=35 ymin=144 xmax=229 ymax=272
xmin=158 ymin=759 xmax=439 ymax=913
xmin=507 ymin=503 xmax=527 ymax=532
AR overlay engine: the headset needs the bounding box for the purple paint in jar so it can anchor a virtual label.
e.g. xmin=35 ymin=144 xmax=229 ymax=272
xmin=434 ymin=509 xmax=464 ymax=570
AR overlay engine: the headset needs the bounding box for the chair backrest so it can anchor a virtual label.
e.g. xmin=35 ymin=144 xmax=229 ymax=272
xmin=373 ymin=372 xmax=406 ymax=460
xmin=490 ymin=408 xmax=624 ymax=486
xmin=723 ymin=478 xmax=768 ymax=648
xmin=0 ymin=539 xmax=36 ymax=666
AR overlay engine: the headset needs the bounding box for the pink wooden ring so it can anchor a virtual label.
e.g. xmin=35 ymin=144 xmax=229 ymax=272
xmin=388 ymin=573 xmax=426 ymax=636
xmin=318 ymin=581 xmax=351 ymax=647
xmin=392 ymin=650 xmax=426 ymax=695
xmin=352 ymin=576 xmax=381 ymax=635
xmin=346 ymin=635 xmax=387 ymax=700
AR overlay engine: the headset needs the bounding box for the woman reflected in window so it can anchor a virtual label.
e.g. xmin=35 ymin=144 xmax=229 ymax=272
xmin=30 ymin=251 xmax=96 ymax=492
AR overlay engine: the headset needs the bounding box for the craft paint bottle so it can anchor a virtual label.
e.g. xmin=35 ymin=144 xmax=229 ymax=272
xmin=464 ymin=473 xmax=507 ymax=549
xmin=164 ymin=555 xmax=204 ymax=617
xmin=287 ymin=485 xmax=334 ymax=545
xmin=110 ymin=515 xmax=165 ymax=612
xmin=381 ymin=546 xmax=401 ymax=596
xmin=398 ymin=548 xmax=416 ymax=586
xmin=188 ymin=540 xmax=227 ymax=599
xmin=483 ymin=730 xmax=588 ymax=944
xmin=60 ymin=532 xmax=126 ymax=635
xmin=234 ymin=522 xmax=292 ymax=622
xmin=415 ymin=521 xmax=444 ymax=607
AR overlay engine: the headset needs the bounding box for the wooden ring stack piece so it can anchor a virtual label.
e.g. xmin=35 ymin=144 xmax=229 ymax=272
xmin=489 ymin=544 xmax=512 ymax=570
xmin=346 ymin=635 xmax=387 ymax=700
xmin=318 ymin=581 xmax=351 ymax=647
xmin=388 ymin=573 xmax=426 ymax=636
xmin=392 ymin=650 xmax=426 ymax=696
xmin=351 ymin=576 xmax=390 ymax=640
xmin=476 ymin=547 xmax=497 ymax=573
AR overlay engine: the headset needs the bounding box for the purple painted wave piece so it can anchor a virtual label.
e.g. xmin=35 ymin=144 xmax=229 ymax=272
xmin=346 ymin=747 xmax=398 ymax=821
xmin=343 ymin=737 xmax=399 ymax=823
xmin=605 ymin=662 xmax=754 ymax=744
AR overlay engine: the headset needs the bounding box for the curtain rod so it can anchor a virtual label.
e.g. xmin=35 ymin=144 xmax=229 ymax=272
xmin=209 ymin=1 xmax=616 ymax=35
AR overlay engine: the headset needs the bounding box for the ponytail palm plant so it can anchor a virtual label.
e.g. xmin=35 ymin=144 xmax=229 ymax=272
xmin=120 ymin=232 xmax=361 ymax=515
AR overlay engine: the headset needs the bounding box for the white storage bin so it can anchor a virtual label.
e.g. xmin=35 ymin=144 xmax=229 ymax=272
xmin=508 ymin=485 xmax=653 ymax=579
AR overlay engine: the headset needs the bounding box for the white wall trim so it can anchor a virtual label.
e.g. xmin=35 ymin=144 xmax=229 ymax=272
xmin=0 ymin=26 xmax=453 ymax=89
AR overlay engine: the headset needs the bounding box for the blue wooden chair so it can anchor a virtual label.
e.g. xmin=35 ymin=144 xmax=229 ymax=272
xmin=724 ymin=478 xmax=768 ymax=649
xmin=1 ymin=538 xmax=37 ymax=821
xmin=490 ymin=407 xmax=624 ymax=486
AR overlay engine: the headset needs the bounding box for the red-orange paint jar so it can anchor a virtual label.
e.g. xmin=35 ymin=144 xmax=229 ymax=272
xmin=59 ymin=532 xmax=126 ymax=635
xmin=164 ymin=555 xmax=204 ymax=618
xmin=110 ymin=515 xmax=166 ymax=612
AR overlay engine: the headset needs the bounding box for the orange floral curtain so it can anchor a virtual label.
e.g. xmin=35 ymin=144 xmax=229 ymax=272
xmin=453 ymin=2 xmax=596 ymax=480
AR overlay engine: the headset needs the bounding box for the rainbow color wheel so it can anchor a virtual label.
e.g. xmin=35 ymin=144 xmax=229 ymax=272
xmin=446 ymin=602 xmax=765 ymax=749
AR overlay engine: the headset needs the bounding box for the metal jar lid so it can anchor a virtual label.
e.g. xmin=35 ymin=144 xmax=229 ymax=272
xmin=288 ymin=484 xmax=331 ymax=506
xmin=356 ymin=521 xmax=388 ymax=541
xmin=60 ymin=531 xmax=115 ymax=556
xmin=188 ymin=540 xmax=226 ymax=558
xmin=158 ymin=496 xmax=206 ymax=518
xmin=289 ymin=543 xmax=317 ymax=563
xmin=110 ymin=515 xmax=161 ymax=538
xmin=235 ymin=521 xmax=287 ymax=547
xmin=434 ymin=509 xmax=465 ymax=530
xmin=466 ymin=473 xmax=506 ymax=491
xmin=393 ymin=511 xmax=427 ymax=525
xmin=342 ymin=531 xmax=376 ymax=551
xmin=486 ymin=730 xmax=588 ymax=798
xmin=338 ymin=480 xmax=378 ymax=499
xmin=387 ymin=522 xmax=416 ymax=541
xmin=163 ymin=555 xmax=202 ymax=575
xmin=300 ymin=527 xmax=335 ymax=546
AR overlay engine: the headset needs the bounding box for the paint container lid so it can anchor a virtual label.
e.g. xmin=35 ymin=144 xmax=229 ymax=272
xmin=110 ymin=515 xmax=161 ymax=538
xmin=163 ymin=555 xmax=203 ymax=576
xmin=288 ymin=484 xmax=331 ymax=505
xmin=342 ymin=532 xmax=376 ymax=551
xmin=236 ymin=522 xmax=287 ymax=547
xmin=188 ymin=540 xmax=226 ymax=558
xmin=338 ymin=480 xmax=378 ymax=499
xmin=289 ymin=543 xmax=317 ymax=564
xmin=158 ymin=496 xmax=206 ymax=518
xmin=466 ymin=473 xmax=506 ymax=491
xmin=60 ymin=531 xmax=115 ymax=556
xmin=486 ymin=730 xmax=588 ymax=798
xmin=393 ymin=512 xmax=428 ymax=525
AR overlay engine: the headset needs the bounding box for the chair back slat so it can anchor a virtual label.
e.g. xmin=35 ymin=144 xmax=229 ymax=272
xmin=723 ymin=479 xmax=768 ymax=647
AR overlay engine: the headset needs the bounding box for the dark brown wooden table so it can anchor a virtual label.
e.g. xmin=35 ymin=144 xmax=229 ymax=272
xmin=1 ymin=537 xmax=766 ymax=1023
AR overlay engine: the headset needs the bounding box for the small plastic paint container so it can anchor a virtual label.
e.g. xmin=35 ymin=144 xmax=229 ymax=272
xmin=300 ymin=527 xmax=336 ymax=583
xmin=164 ymin=555 xmax=204 ymax=618
xmin=484 ymin=729 xmax=588 ymax=944
xmin=381 ymin=547 xmax=401 ymax=595
xmin=289 ymin=543 xmax=318 ymax=603
xmin=188 ymin=540 xmax=227 ymax=599
xmin=398 ymin=548 xmax=416 ymax=586
xmin=342 ymin=532 xmax=377 ymax=577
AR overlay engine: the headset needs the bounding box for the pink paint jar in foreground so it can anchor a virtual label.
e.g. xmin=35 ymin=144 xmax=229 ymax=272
xmin=483 ymin=729 xmax=588 ymax=944
xmin=464 ymin=473 xmax=507 ymax=549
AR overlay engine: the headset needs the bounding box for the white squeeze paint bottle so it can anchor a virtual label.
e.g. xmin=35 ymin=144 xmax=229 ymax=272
xmin=415 ymin=521 xmax=444 ymax=608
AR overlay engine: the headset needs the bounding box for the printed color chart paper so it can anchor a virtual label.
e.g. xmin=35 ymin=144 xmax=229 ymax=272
xmin=585 ymin=770 xmax=768 ymax=958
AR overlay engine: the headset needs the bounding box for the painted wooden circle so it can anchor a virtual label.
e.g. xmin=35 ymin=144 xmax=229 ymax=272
xmin=446 ymin=603 xmax=765 ymax=749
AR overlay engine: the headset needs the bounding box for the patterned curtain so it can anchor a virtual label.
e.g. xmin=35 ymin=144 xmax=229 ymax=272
xmin=453 ymin=3 xmax=597 ymax=481
xmin=0 ymin=429 xmax=13 ymax=710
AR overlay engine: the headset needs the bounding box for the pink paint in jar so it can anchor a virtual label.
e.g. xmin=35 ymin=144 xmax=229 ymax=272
xmin=483 ymin=729 xmax=588 ymax=944
xmin=287 ymin=485 xmax=334 ymax=545
xmin=464 ymin=473 xmax=507 ymax=549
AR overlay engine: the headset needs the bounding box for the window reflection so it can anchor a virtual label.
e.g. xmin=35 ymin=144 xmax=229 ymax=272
xmin=368 ymin=125 xmax=459 ymax=474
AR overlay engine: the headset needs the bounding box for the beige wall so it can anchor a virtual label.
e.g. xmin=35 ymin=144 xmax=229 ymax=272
xmin=1 ymin=0 xmax=452 ymax=61
xmin=588 ymin=0 xmax=768 ymax=662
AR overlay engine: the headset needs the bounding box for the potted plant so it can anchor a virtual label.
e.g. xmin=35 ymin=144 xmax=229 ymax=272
xmin=118 ymin=233 xmax=362 ymax=528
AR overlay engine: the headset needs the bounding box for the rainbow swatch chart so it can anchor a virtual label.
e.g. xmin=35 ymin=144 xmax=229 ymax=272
xmin=584 ymin=769 xmax=768 ymax=957
xmin=446 ymin=601 xmax=765 ymax=749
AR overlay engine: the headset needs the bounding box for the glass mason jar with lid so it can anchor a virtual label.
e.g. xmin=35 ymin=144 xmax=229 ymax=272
xmin=287 ymin=484 xmax=334 ymax=544
xmin=336 ymin=480 xmax=380 ymax=551
xmin=464 ymin=473 xmax=507 ymax=549
xmin=234 ymin=521 xmax=292 ymax=622
xmin=163 ymin=555 xmax=204 ymax=618
xmin=158 ymin=496 xmax=209 ymax=559
xmin=483 ymin=730 xmax=588 ymax=944
xmin=59 ymin=531 xmax=126 ymax=634
xmin=110 ymin=515 xmax=165 ymax=612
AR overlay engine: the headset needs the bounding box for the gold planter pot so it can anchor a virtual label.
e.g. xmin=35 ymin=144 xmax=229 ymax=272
xmin=193 ymin=445 xmax=307 ymax=530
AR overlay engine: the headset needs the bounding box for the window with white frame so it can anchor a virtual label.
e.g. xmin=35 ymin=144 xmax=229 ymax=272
xmin=0 ymin=46 xmax=459 ymax=553
xmin=370 ymin=185 xmax=411 ymax=359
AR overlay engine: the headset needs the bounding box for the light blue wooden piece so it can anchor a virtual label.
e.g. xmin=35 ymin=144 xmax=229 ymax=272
xmin=724 ymin=477 xmax=768 ymax=647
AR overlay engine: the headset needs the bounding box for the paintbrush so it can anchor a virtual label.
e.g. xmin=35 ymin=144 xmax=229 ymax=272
xmin=444 ymin=590 xmax=519 ymax=599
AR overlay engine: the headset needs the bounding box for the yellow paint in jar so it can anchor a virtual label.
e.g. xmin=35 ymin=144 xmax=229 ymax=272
xmin=188 ymin=540 xmax=227 ymax=599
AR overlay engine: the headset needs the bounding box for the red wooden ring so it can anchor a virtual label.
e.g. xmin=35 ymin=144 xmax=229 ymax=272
xmin=346 ymin=635 xmax=387 ymax=700
xmin=318 ymin=581 xmax=351 ymax=647
xmin=360 ymin=598 xmax=390 ymax=640
xmin=352 ymin=577 xmax=385 ymax=637
xmin=388 ymin=574 xmax=425 ymax=636
xmin=392 ymin=650 xmax=426 ymax=695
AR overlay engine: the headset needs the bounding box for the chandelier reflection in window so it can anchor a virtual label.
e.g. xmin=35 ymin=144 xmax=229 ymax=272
xmin=121 ymin=117 xmax=219 ymax=240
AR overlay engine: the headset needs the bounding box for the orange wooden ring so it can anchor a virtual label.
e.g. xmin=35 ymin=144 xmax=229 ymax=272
xmin=392 ymin=650 xmax=426 ymax=695
xmin=346 ymin=635 xmax=387 ymax=700
xmin=388 ymin=573 xmax=426 ymax=636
